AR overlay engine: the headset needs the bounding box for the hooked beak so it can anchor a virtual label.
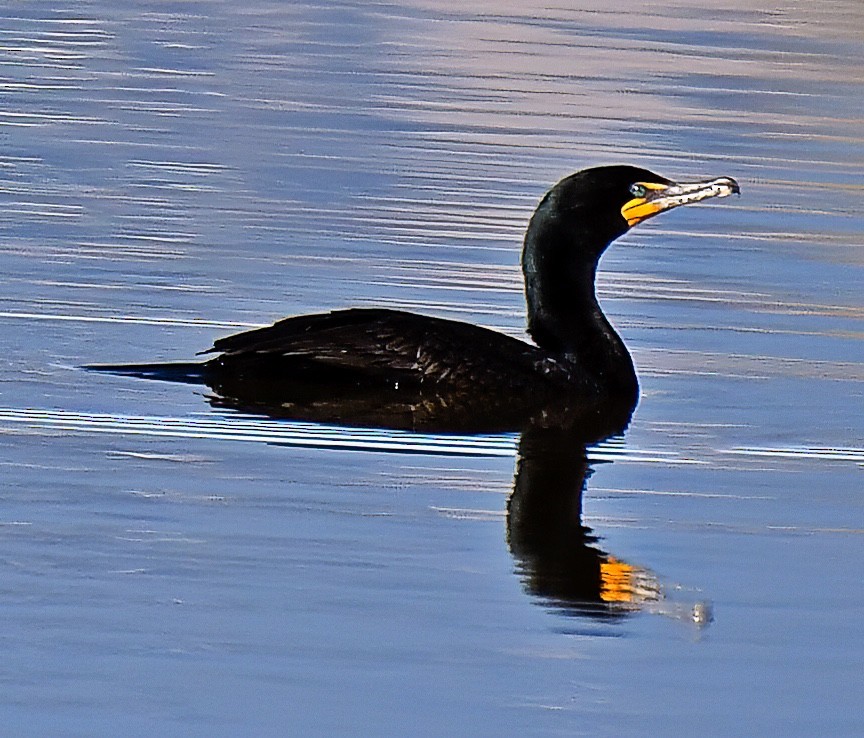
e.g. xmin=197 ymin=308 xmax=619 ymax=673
xmin=621 ymin=176 xmax=740 ymax=227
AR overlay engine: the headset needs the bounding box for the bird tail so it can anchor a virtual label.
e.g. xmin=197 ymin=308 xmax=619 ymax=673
xmin=83 ymin=362 xmax=209 ymax=385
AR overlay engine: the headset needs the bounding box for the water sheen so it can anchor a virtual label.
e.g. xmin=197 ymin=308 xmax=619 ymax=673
xmin=0 ymin=2 xmax=862 ymax=736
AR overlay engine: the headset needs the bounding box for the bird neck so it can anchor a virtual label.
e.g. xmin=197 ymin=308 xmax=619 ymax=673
xmin=522 ymin=216 xmax=637 ymax=398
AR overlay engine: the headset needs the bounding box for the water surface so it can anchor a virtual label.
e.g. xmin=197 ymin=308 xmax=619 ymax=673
xmin=0 ymin=1 xmax=862 ymax=735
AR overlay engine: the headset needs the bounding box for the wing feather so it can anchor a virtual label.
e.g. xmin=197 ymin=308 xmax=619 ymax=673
xmin=204 ymin=307 xmax=550 ymax=387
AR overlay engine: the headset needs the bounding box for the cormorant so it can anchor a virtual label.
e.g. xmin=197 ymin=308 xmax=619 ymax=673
xmin=89 ymin=165 xmax=738 ymax=427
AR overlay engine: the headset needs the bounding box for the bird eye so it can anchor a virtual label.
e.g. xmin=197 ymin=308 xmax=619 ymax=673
xmin=629 ymin=183 xmax=647 ymax=198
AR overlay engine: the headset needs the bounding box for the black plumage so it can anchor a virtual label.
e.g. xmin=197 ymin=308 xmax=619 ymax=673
xmin=88 ymin=165 xmax=738 ymax=431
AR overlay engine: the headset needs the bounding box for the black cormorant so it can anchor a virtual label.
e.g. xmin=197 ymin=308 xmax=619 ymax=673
xmin=90 ymin=165 xmax=738 ymax=429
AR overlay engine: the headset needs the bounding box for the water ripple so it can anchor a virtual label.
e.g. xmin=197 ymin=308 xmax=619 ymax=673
xmin=1 ymin=408 xmax=859 ymax=469
xmin=0 ymin=407 xmax=518 ymax=457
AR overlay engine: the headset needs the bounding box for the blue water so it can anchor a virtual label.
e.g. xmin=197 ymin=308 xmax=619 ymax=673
xmin=0 ymin=2 xmax=862 ymax=735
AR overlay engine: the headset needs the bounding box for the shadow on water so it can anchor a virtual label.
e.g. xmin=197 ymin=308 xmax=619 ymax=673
xmin=88 ymin=362 xmax=707 ymax=624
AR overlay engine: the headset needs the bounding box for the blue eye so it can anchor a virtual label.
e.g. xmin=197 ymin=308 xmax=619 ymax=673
xmin=629 ymin=183 xmax=647 ymax=198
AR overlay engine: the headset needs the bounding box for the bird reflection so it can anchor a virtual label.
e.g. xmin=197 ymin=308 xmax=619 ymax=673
xmin=510 ymin=426 xmax=662 ymax=619
xmin=211 ymin=383 xmax=673 ymax=619
xmin=100 ymin=368 xmax=684 ymax=621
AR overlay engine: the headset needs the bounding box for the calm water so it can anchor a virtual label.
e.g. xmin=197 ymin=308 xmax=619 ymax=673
xmin=1 ymin=1 xmax=862 ymax=735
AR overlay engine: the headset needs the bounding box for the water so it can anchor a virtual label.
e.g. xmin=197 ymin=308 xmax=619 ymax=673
xmin=1 ymin=1 xmax=862 ymax=735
